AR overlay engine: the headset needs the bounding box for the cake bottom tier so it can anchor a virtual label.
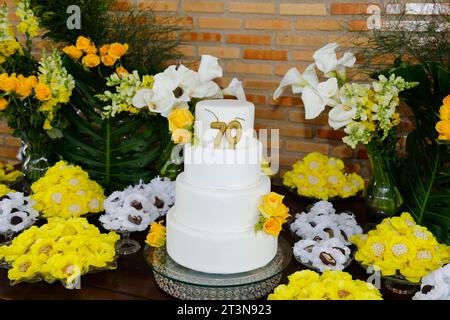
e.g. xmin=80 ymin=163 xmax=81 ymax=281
xmin=166 ymin=209 xmax=278 ymax=274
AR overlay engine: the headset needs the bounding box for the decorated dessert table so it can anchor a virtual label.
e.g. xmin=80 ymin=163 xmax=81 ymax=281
xmin=0 ymin=185 xmax=409 ymax=301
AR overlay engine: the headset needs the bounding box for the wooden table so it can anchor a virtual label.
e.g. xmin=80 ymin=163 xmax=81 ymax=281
xmin=0 ymin=185 xmax=413 ymax=300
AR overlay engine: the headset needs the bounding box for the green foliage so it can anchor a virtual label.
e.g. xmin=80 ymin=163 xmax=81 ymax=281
xmin=358 ymin=0 xmax=449 ymax=73
xmin=378 ymin=61 xmax=450 ymax=243
xmin=30 ymin=0 xmax=113 ymax=44
xmin=104 ymin=9 xmax=185 ymax=74
xmin=56 ymin=57 xmax=165 ymax=193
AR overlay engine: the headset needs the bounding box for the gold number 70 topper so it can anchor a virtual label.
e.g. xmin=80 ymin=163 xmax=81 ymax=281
xmin=205 ymin=109 xmax=244 ymax=149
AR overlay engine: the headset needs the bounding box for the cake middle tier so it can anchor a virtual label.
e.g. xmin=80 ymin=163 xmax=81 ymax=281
xmin=184 ymin=138 xmax=263 ymax=189
xmin=173 ymin=173 xmax=271 ymax=232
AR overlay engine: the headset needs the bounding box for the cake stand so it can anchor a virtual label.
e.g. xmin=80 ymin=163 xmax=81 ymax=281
xmin=143 ymin=237 xmax=292 ymax=300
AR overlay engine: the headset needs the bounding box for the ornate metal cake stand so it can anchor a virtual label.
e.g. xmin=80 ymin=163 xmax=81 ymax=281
xmin=143 ymin=237 xmax=292 ymax=300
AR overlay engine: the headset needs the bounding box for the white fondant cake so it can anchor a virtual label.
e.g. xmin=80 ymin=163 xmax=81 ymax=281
xmin=166 ymin=99 xmax=278 ymax=274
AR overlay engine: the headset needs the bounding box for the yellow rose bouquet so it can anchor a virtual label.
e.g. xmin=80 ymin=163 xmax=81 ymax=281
xmin=0 ymin=217 xmax=119 ymax=289
xmin=31 ymin=161 xmax=105 ymax=218
xmin=352 ymin=212 xmax=450 ymax=283
xmin=268 ymin=270 xmax=382 ymax=300
xmin=283 ymin=152 xmax=365 ymax=200
xmin=255 ymin=192 xmax=290 ymax=237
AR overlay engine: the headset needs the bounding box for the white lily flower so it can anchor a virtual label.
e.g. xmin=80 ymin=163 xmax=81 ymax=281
xmin=273 ymin=64 xmax=318 ymax=100
xmin=198 ymin=55 xmax=223 ymax=82
xmin=328 ymin=103 xmax=357 ymax=130
xmin=313 ymin=43 xmax=356 ymax=79
xmin=132 ymin=88 xmax=176 ymax=117
xmin=222 ymin=78 xmax=246 ymax=100
xmin=178 ymin=62 xmax=222 ymax=101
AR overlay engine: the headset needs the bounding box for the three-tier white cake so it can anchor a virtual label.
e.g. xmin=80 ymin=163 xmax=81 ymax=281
xmin=166 ymin=99 xmax=278 ymax=274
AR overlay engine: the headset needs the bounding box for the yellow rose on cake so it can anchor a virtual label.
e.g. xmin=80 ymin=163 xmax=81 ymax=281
xmin=256 ymin=192 xmax=290 ymax=237
xmin=168 ymin=108 xmax=194 ymax=133
xmin=146 ymin=221 xmax=166 ymax=248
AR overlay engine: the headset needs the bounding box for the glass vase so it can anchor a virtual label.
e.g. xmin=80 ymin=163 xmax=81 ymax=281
xmin=21 ymin=133 xmax=50 ymax=182
xmin=364 ymin=141 xmax=403 ymax=219
xmin=115 ymin=231 xmax=141 ymax=255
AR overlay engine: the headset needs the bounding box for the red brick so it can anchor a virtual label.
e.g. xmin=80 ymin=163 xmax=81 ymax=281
xmin=289 ymin=111 xmax=328 ymax=125
xmin=331 ymin=3 xmax=371 ymax=15
xmin=4 ymin=136 xmax=21 ymax=147
xmin=280 ymin=126 xmax=314 ymax=138
xmin=227 ymin=62 xmax=273 ymax=75
xmin=180 ymin=32 xmax=222 ymax=42
xmin=286 ymin=141 xmax=330 ymax=154
xmin=331 ymin=145 xmax=354 ymax=158
xmin=0 ymin=147 xmax=19 ymax=159
xmin=198 ymin=17 xmax=241 ymax=29
xmin=244 ymin=79 xmax=280 ymax=90
xmin=295 ymin=19 xmax=343 ymax=31
xmin=255 ymin=108 xmax=286 ymax=120
xmin=246 ymin=94 xmax=266 ymax=105
xmin=230 ymin=2 xmax=275 ymax=14
xmin=138 ymin=1 xmax=177 ymax=11
xmin=243 ymin=49 xmax=287 ymax=61
xmin=198 ymin=46 xmax=240 ymax=58
xmin=244 ymin=19 xmax=290 ymax=30
xmin=280 ymin=3 xmax=327 ymax=16
xmin=316 ymin=128 xmax=346 ymax=140
xmin=276 ymin=35 xmax=324 ymax=47
xmin=226 ymin=34 xmax=271 ymax=45
xmin=183 ymin=1 xmax=225 ymax=13
xmin=292 ymin=50 xmax=315 ymax=61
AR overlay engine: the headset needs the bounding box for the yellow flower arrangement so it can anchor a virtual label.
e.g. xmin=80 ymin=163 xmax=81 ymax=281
xmin=351 ymin=212 xmax=450 ymax=283
xmin=255 ymin=192 xmax=290 ymax=237
xmin=0 ymin=217 xmax=119 ymax=288
xmin=145 ymin=221 xmax=166 ymax=248
xmin=268 ymin=270 xmax=382 ymax=300
xmin=0 ymin=183 xmax=12 ymax=197
xmin=283 ymin=152 xmax=365 ymax=200
xmin=0 ymin=162 xmax=22 ymax=183
xmin=436 ymin=94 xmax=450 ymax=141
xmin=168 ymin=108 xmax=194 ymax=133
xmin=30 ymin=160 xmax=105 ymax=218
xmin=63 ymin=36 xmax=128 ymax=69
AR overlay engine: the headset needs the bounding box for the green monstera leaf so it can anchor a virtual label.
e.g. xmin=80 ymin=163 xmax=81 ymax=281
xmin=379 ymin=61 xmax=450 ymax=243
xmin=56 ymin=57 xmax=167 ymax=192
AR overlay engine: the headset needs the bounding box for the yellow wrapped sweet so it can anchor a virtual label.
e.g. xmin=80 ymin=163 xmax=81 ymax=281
xmin=351 ymin=212 xmax=450 ymax=283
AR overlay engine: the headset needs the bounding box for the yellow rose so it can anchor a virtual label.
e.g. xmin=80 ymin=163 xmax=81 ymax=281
xmin=436 ymin=120 xmax=450 ymax=141
xmin=63 ymin=45 xmax=83 ymax=60
xmin=17 ymin=21 xmax=29 ymax=34
xmin=439 ymin=104 xmax=450 ymax=121
xmin=146 ymin=221 xmax=166 ymax=248
xmin=263 ymin=218 xmax=282 ymax=237
xmin=15 ymin=82 xmax=32 ymax=97
xmin=0 ymin=75 xmax=17 ymax=92
xmin=34 ymin=83 xmax=52 ymax=101
xmin=258 ymin=192 xmax=290 ymax=222
xmin=82 ymin=54 xmax=101 ymax=68
xmin=108 ymin=43 xmax=129 ymax=60
xmin=168 ymin=108 xmax=194 ymax=132
xmin=443 ymin=95 xmax=450 ymax=108
xmin=172 ymin=129 xmax=192 ymax=144
xmin=26 ymin=76 xmax=38 ymax=88
xmin=0 ymin=98 xmax=9 ymax=111
xmin=75 ymin=36 xmax=92 ymax=51
xmin=99 ymin=44 xmax=110 ymax=56
xmin=116 ymin=66 xmax=129 ymax=76
xmin=84 ymin=44 xmax=97 ymax=54
xmin=101 ymin=54 xmax=116 ymax=67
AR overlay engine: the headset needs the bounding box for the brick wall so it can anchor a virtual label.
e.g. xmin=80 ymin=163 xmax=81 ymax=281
xmin=0 ymin=0 xmax=441 ymax=180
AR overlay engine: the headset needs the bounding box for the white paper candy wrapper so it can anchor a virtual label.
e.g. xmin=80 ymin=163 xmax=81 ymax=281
xmin=100 ymin=177 xmax=175 ymax=232
xmin=0 ymin=192 xmax=39 ymax=234
xmin=291 ymin=201 xmax=362 ymax=272
xmin=413 ymin=264 xmax=450 ymax=300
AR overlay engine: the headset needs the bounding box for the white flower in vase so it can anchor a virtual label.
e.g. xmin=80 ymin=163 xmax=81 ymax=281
xmin=273 ymin=64 xmax=340 ymax=119
xmin=132 ymin=88 xmax=177 ymax=117
xmin=313 ymin=42 xmax=356 ymax=81
xmin=222 ymin=77 xmax=246 ymax=100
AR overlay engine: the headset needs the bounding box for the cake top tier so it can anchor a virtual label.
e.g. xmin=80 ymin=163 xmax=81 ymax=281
xmin=194 ymin=99 xmax=255 ymax=148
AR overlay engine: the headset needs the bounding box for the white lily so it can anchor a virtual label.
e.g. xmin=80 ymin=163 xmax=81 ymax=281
xmin=313 ymin=43 xmax=356 ymax=79
xmin=328 ymin=103 xmax=357 ymax=130
xmin=222 ymin=78 xmax=246 ymax=100
xmin=197 ymin=55 xmax=223 ymax=82
xmin=302 ymin=77 xmax=340 ymax=119
xmin=273 ymin=63 xmax=318 ymax=100
xmin=132 ymin=88 xmax=176 ymax=117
